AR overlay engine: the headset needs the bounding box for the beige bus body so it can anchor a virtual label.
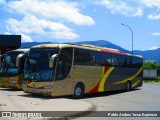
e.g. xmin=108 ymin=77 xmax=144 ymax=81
xmin=23 ymin=44 xmax=143 ymax=97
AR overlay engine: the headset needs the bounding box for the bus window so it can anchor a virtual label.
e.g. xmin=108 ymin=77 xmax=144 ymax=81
xmin=99 ymin=52 xmax=112 ymax=66
xmin=112 ymin=55 xmax=120 ymax=67
xmin=123 ymin=56 xmax=131 ymax=67
xmin=56 ymin=48 xmax=73 ymax=80
xmin=74 ymin=48 xmax=95 ymax=65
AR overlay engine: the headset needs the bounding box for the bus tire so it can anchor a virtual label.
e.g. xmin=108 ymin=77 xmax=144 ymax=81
xmin=74 ymin=83 xmax=84 ymax=98
xmin=125 ymin=81 xmax=131 ymax=91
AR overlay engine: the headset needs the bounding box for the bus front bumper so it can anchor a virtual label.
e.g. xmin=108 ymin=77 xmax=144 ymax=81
xmin=0 ymin=77 xmax=22 ymax=89
xmin=22 ymin=86 xmax=55 ymax=96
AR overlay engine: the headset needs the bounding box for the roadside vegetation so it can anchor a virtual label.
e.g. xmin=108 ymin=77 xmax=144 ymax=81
xmin=143 ymin=61 xmax=160 ymax=69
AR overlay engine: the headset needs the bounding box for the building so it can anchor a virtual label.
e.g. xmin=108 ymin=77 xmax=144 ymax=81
xmin=0 ymin=35 xmax=21 ymax=54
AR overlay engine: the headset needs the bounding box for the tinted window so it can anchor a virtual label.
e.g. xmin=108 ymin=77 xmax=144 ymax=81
xmin=24 ymin=48 xmax=59 ymax=81
xmin=74 ymin=48 xmax=95 ymax=65
xmin=99 ymin=52 xmax=112 ymax=66
xmin=73 ymin=48 xmax=143 ymax=68
xmin=56 ymin=48 xmax=73 ymax=80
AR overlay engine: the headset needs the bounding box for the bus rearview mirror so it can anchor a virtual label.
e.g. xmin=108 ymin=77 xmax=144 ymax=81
xmin=16 ymin=53 xmax=25 ymax=67
xmin=49 ymin=54 xmax=58 ymax=68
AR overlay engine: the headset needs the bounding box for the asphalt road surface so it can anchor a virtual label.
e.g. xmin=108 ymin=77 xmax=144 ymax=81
xmin=74 ymin=83 xmax=160 ymax=120
xmin=0 ymin=83 xmax=159 ymax=120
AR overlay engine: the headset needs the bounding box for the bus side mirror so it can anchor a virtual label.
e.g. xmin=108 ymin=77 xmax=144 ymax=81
xmin=16 ymin=53 xmax=26 ymax=67
xmin=49 ymin=54 xmax=58 ymax=68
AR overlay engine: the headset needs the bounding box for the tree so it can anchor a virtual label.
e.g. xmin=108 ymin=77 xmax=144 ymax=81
xmin=143 ymin=62 xmax=160 ymax=69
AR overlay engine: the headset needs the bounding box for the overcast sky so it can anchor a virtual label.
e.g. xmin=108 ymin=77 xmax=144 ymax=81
xmin=1 ymin=0 xmax=160 ymax=51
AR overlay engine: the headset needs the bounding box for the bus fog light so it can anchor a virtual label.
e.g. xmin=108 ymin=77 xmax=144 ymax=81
xmin=11 ymin=80 xmax=18 ymax=84
xmin=43 ymin=86 xmax=53 ymax=89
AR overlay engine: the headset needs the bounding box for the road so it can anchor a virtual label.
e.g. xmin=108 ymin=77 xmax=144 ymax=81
xmin=74 ymin=83 xmax=160 ymax=120
xmin=0 ymin=83 xmax=159 ymax=120
xmin=0 ymin=88 xmax=92 ymax=120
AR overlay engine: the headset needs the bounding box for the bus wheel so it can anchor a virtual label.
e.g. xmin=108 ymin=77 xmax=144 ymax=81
xmin=125 ymin=81 xmax=131 ymax=91
xmin=74 ymin=84 xmax=84 ymax=98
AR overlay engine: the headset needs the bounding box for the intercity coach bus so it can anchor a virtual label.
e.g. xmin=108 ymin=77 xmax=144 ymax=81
xmin=22 ymin=44 xmax=143 ymax=97
xmin=0 ymin=49 xmax=29 ymax=89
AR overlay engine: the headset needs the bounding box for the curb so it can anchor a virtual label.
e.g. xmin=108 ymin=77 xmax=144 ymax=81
xmin=44 ymin=103 xmax=96 ymax=120
xmin=69 ymin=103 xmax=96 ymax=119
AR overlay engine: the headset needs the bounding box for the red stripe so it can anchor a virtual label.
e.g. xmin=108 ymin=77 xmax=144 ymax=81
xmin=87 ymin=81 xmax=100 ymax=94
xmin=27 ymin=80 xmax=32 ymax=85
xmin=101 ymin=50 xmax=128 ymax=56
xmin=104 ymin=66 xmax=110 ymax=73
xmin=87 ymin=66 xmax=110 ymax=94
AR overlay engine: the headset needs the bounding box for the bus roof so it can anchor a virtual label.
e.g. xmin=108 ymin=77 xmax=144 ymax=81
xmin=31 ymin=44 xmax=143 ymax=58
xmin=5 ymin=48 xmax=29 ymax=54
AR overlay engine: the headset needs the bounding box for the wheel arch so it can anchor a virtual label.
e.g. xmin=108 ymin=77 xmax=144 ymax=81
xmin=73 ymin=81 xmax=85 ymax=94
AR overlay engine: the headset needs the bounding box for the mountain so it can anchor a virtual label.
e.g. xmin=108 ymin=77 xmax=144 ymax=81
xmin=134 ymin=49 xmax=160 ymax=63
xmin=21 ymin=40 xmax=131 ymax=53
xmin=75 ymin=40 xmax=131 ymax=53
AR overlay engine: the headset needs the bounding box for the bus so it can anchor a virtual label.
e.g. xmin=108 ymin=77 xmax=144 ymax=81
xmin=22 ymin=44 xmax=143 ymax=97
xmin=0 ymin=49 xmax=29 ymax=89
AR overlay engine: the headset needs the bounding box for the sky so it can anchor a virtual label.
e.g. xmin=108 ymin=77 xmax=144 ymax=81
xmin=1 ymin=0 xmax=160 ymax=51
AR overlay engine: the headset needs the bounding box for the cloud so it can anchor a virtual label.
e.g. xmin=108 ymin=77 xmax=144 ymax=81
xmin=92 ymin=0 xmax=160 ymax=19
xmin=152 ymin=32 xmax=160 ymax=36
xmin=6 ymin=15 xmax=79 ymax=40
xmin=21 ymin=34 xmax=33 ymax=42
xmin=0 ymin=0 xmax=6 ymax=5
xmin=149 ymin=46 xmax=159 ymax=50
xmin=140 ymin=0 xmax=160 ymax=8
xmin=148 ymin=13 xmax=160 ymax=20
xmin=93 ymin=0 xmax=143 ymax=17
xmin=7 ymin=0 xmax=95 ymax=26
xmin=140 ymin=0 xmax=160 ymax=20
xmin=4 ymin=32 xmax=11 ymax=35
xmin=135 ymin=7 xmax=143 ymax=16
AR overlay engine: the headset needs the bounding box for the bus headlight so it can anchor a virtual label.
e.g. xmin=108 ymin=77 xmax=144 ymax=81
xmin=11 ymin=80 xmax=18 ymax=84
xmin=43 ymin=86 xmax=53 ymax=89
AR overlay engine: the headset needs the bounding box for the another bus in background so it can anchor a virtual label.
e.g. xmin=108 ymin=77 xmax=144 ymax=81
xmin=0 ymin=49 xmax=29 ymax=89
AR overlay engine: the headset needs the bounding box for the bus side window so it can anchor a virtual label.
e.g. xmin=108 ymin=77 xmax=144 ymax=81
xmin=56 ymin=48 xmax=73 ymax=80
xmin=99 ymin=52 xmax=112 ymax=66
xmin=112 ymin=55 xmax=119 ymax=67
xmin=74 ymin=48 xmax=96 ymax=65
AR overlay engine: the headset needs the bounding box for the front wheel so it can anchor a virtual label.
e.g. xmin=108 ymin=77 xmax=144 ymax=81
xmin=125 ymin=81 xmax=131 ymax=91
xmin=74 ymin=84 xmax=84 ymax=98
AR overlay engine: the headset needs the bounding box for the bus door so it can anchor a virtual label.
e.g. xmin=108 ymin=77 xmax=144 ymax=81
xmin=54 ymin=48 xmax=73 ymax=96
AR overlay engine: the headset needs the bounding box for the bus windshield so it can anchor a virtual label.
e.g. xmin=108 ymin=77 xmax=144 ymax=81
xmin=24 ymin=48 xmax=59 ymax=82
xmin=0 ymin=52 xmax=21 ymax=76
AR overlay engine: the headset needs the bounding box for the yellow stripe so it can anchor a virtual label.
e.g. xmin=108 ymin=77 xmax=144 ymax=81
xmin=102 ymin=67 xmax=105 ymax=77
xmin=132 ymin=80 xmax=140 ymax=88
xmin=98 ymin=67 xmax=115 ymax=92
xmin=113 ymin=67 xmax=143 ymax=84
